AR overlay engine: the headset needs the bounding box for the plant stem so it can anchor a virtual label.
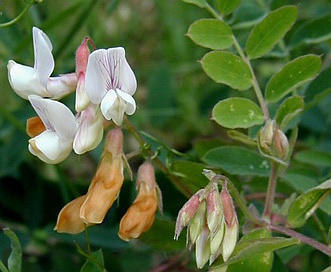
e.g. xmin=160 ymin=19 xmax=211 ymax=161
xmin=268 ymin=224 xmax=331 ymax=257
xmin=84 ymin=227 xmax=91 ymax=255
xmin=263 ymin=162 xmax=279 ymax=219
xmin=0 ymin=0 xmax=37 ymax=28
xmin=212 ymin=174 xmax=265 ymax=226
xmin=205 ymin=3 xmax=270 ymax=121
xmin=124 ymin=118 xmax=194 ymax=197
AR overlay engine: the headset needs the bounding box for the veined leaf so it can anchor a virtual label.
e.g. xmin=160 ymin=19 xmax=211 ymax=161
xmin=3 ymin=228 xmax=22 ymax=272
xmin=211 ymin=237 xmax=299 ymax=269
xmin=227 ymin=228 xmax=273 ymax=272
xmin=201 ymin=51 xmax=252 ymax=90
xmin=203 ymin=146 xmax=270 ymax=176
xmin=275 ymin=96 xmax=304 ymax=130
xmin=187 ymin=19 xmax=233 ymax=50
xmin=266 ymin=55 xmax=321 ymax=103
xmin=212 ymin=97 xmax=264 ymax=129
xmin=80 ymin=249 xmax=105 ymax=272
xmin=216 ymin=0 xmax=241 ymax=16
xmin=246 ymin=6 xmax=297 ymax=59
xmin=287 ymin=179 xmax=331 ymax=228
xmin=290 ymin=14 xmax=331 ymax=47
xmin=181 ymin=0 xmax=207 ymax=8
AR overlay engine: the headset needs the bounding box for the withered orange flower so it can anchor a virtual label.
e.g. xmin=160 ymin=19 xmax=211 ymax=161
xmin=118 ymin=162 xmax=162 ymax=241
xmin=54 ymin=127 xmax=124 ymax=233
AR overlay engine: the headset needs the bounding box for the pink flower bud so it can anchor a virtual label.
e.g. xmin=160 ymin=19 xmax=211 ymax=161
xmin=220 ymin=183 xmax=238 ymax=261
xmin=174 ymin=189 xmax=204 ymax=240
xmin=206 ymin=183 xmax=222 ymax=235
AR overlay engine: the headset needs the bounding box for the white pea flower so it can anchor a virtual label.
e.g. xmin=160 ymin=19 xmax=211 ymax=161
xmin=73 ymin=103 xmax=104 ymax=155
xmin=8 ymin=27 xmax=76 ymax=100
xmin=85 ymin=47 xmax=137 ymax=126
xmin=28 ymin=95 xmax=77 ymax=164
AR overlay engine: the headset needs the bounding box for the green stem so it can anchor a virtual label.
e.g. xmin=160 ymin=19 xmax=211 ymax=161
xmin=0 ymin=0 xmax=37 ymax=28
xmin=263 ymin=162 xmax=279 ymax=219
xmin=210 ymin=174 xmax=265 ymax=226
xmin=205 ymin=3 xmax=270 ymax=121
xmin=268 ymin=224 xmax=331 ymax=257
xmin=84 ymin=227 xmax=92 ymax=255
xmin=0 ymin=260 xmax=9 ymax=272
xmin=124 ymin=118 xmax=194 ymax=197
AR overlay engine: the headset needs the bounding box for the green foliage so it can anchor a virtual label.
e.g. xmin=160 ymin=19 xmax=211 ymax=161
xmin=0 ymin=228 xmax=22 ymax=272
xmin=287 ymin=179 xmax=331 ymax=228
xmin=246 ymin=6 xmax=298 ymax=59
xmin=187 ymin=19 xmax=233 ymax=50
xmin=1 ymin=0 xmax=331 ymax=271
xmin=265 ymin=55 xmax=322 ymax=103
xmin=212 ymin=97 xmax=264 ymax=129
xmin=201 ymin=51 xmax=252 ymax=90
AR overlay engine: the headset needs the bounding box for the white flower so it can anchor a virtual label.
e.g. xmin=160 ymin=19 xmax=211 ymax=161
xmin=85 ymin=47 xmax=137 ymax=125
xmin=73 ymin=104 xmax=104 ymax=154
xmin=8 ymin=27 xmax=76 ymax=100
xmin=28 ymin=95 xmax=77 ymax=164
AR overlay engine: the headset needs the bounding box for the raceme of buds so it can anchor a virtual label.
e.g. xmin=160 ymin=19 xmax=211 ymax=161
xmin=258 ymin=119 xmax=289 ymax=160
xmin=54 ymin=127 xmax=124 ymax=233
xmin=118 ymin=161 xmax=162 ymax=241
xmin=174 ymin=173 xmax=239 ymax=269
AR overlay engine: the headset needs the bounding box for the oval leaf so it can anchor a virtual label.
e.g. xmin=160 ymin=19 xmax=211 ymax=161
xmin=287 ymin=179 xmax=331 ymax=228
xmin=212 ymin=97 xmax=264 ymax=129
xmin=266 ymin=55 xmax=321 ymax=103
xmin=227 ymin=229 xmax=273 ymax=272
xmin=203 ymin=146 xmax=270 ymax=176
xmin=211 ymin=237 xmax=299 ymax=269
xmin=187 ymin=19 xmax=233 ymax=50
xmin=275 ymin=96 xmax=304 ymax=130
xmin=216 ymin=0 xmax=241 ymax=16
xmin=246 ymin=6 xmax=298 ymax=59
xmin=294 ymin=150 xmax=331 ymax=167
xmin=201 ymin=51 xmax=252 ymax=90
xmin=290 ymin=14 xmax=331 ymax=47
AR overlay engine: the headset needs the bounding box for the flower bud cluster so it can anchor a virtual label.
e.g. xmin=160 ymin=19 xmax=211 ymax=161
xmin=258 ymin=120 xmax=289 ymax=161
xmin=175 ymin=177 xmax=239 ymax=269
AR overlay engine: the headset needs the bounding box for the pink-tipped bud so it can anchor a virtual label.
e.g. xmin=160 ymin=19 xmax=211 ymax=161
xmin=220 ymin=183 xmax=238 ymax=261
xmin=75 ymin=37 xmax=92 ymax=112
xmin=206 ymin=183 xmax=222 ymax=236
xmin=174 ymin=189 xmax=204 ymax=240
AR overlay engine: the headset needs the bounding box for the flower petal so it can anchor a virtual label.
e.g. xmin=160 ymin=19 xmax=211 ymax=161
xmin=99 ymin=89 xmax=119 ymax=122
xmin=73 ymin=105 xmax=104 ymax=154
xmin=46 ymin=73 xmax=77 ymax=99
xmin=117 ymin=88 xmax=136 ymax=115
xmin=7 ymin=60 xmax=49 ymax=99
xmin=85 ymin=49 xmax=109 ymax=104
xmin=28 ymin=130 xmax=72 ymax=164
xmin=33 ymin=27 xmax=54 ymax=87
xmin=28 ymin=95 xmax=77 ymax=140
xmin=85 ymin=47 xmax=137 ymax=104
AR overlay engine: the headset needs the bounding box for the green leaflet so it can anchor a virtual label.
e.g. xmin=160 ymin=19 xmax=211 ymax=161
xmin=246 ymin=6 xmax=297 ymax=59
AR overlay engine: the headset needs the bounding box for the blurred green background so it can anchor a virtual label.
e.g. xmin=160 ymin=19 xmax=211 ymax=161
xmin=1 ymin=0 xmax=331 ymax=271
